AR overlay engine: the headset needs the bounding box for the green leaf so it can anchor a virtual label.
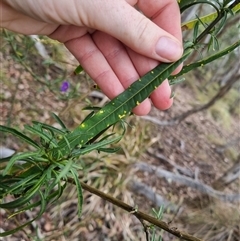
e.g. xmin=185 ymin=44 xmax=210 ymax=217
xmin=53 ymin=48 xmax=193 ymax=158
xmin=0 ymin=191 xmax=46 ymax=237
xmin=193 ymin=20 xmax=199 ymax=41
xmin=51 ymin=112 xmax=68 ymax=131
xmin=80 ymin=110 xmax=96 ymax=123
xmin=70 ymin=169 xmax=83 ymax=217
xmin=181 ymin=1 xmax=240 ymax=31
xmin=0 ymin=171 xmax=47 ymax=209
xmin=3 ymin=151 xmax=42 ymax=175
xmin=169 ymin=40 xmax=240 ymax=80
xmin=24 ymin=125 xmax=58 ymax=148
xmin=179 ymin=0 xmax=220 ymax=13
xmin=97 ymin=147 xmax=121 ymax=153
xmin=5 ymin=173 xmax=39 ymax=195
xmin=54 ymin=160 xmax=73 ymax=184
xmin=74 ymin=65 xmax=84 ymax=75
xmin=0 ymin=125 xmax=39 ymax=149
xmin=71 ymin=135 xmax=122 ymax=157
xmin=32 ymin=121 xmax=66 ymax=135
xmin=82 ymin=106 xmax=102 ymax=112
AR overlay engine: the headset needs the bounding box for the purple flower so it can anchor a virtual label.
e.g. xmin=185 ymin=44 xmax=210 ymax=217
xmin=60 ymin=81 xmax=70 ymax=92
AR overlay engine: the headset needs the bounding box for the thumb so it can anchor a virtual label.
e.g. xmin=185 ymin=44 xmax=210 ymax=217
xmin=85 ymin=0 xmax=183 ymax=63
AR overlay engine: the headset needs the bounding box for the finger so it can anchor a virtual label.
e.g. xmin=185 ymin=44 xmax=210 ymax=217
xmin=137 ymin=0 xmax=183 ymax=74
xmin=5 ymin=0 xmax=183 ymax=62
xmin=65 ymin=33 xmax=151 ymax=115
xmin=92 ymin=31 xmax=152 ymax=116
xmin=137 ymin=0 xmax=182 ymax=42
xmin=150 ymin=80 xmax=173 ymax=110
xmin=0 ymin=1 xmax=57 ymax=34
xmin=79 ymin=0 xmax=183 ymax=63
xmin=125 ymin=0 xmax=182 ymax=109
xmin=64 ymin=34 xmax=125 ymax=98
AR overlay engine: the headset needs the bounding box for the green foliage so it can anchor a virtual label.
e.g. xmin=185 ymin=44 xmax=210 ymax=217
xmin=150 ymin=206 xmax=165 ymax=241
xmin=0 ymin=0 xmax=240 ymax=239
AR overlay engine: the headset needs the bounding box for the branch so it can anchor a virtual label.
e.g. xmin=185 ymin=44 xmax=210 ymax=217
xmin=195 ymin=0 xmax=240 ymax=43
xmin=67 ymin=178 xmax=204 ymax=241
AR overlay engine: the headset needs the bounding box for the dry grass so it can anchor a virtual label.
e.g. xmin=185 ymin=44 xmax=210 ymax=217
xmin=181 ymin=201 xmax=240 ymax=241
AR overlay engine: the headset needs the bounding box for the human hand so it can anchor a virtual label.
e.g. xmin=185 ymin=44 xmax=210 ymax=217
xmin=1 ymin=0 xmax=183 ymax=115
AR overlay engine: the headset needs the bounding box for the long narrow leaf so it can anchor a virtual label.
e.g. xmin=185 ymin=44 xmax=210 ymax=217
xmin=70 ymin=169 xmax=83 ymax=217
xmin=0 ymin=191 xmax=46 ymax=237
xmin=71 ymin=135 xmax=122 ymax=157
xmin=0 ymin=125 xmax=39 ymax=149
xmin=0 ymin=171 xmax=47 ymax=209
xmin=54 ymin=48 xmax=193 ymax=157
xmin=32 ymin=121 xmax=66 ymax=135
xmin=179 ymin=0 xmax=220 ymax=13
xmin=169 ymin=40 xmax=240 ymax=81
xmin=24 ymin=125 xmax=58 ymax=147
xmin=5 ymin=173 xmax=39 ymax=195
xmin=51 ymin=112 xmax=68 ymax=130
xmin=3 ymin=151 xmax=42 ymax=175
xmin=181 ymin=4 xmax=240 ymax=31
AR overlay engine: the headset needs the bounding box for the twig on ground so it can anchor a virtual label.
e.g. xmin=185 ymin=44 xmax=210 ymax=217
xmin=141 ymin=115 xmax=178 ymax=126
xmin=147 ymin=148 xmax=194 ymax=177
xmin=128 ymin=180 xmax=178 ymax=212
xmin=135 ymin=162 xmax=240 ymax=202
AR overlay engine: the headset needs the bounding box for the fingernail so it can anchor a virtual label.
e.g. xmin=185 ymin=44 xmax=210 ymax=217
xmin=156 ymin=37 xmax=183 ymax=61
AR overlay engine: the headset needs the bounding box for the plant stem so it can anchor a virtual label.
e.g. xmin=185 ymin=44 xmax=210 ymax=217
xmin=67 ymin=178 xmax=204 ymax=241
xmin=195 ymin=0 xmax=240 ymax=43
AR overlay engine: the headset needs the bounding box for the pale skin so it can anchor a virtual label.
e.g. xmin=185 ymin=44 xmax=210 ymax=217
xmin=0 ymin=0 xmax=183 ymax=116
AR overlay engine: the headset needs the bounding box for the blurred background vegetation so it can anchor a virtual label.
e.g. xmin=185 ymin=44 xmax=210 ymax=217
xmin=0 ymin=2 xmax=239 ymax=241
